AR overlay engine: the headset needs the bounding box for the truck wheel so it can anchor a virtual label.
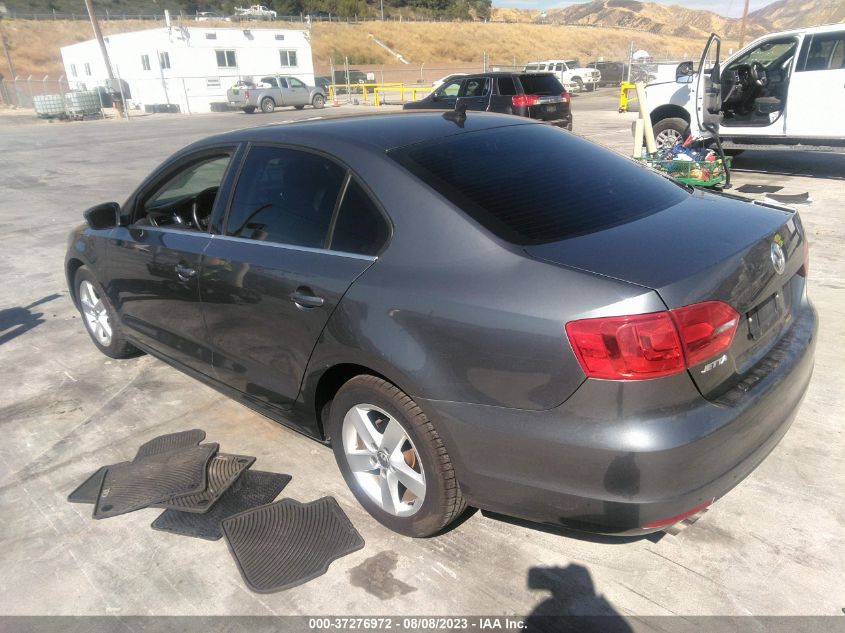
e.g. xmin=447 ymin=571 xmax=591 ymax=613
xmin=328 ymin=375 xmax=467 ymax=537
xmin=242 ymin=106 xmax=256 ymax=114
xmin=260 ymin=97 xmax=275 ymax=114
xmin=653 ymin=117 xmax=689 ymax=149
xmin=572 ymin=77 xmax=584 ymax=92
xmin=312 ymin=94 xmax=326 ymax=109
xmin=587 ymin=83 xmax=596 ymax=92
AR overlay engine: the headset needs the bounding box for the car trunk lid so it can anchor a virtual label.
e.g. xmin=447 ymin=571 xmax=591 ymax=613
xmin=525 ymin=190 xmax=808 ymax=398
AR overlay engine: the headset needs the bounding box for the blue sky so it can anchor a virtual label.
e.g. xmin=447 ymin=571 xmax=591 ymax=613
xmin=494 ymin=0 xmax=781 ymax=18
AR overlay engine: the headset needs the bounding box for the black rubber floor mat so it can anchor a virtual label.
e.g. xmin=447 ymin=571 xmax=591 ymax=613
xmin=151 ymin=453 xmax=256 ymax=513
xmin=735 ymin=184 xmax=783 ymax=194
xmin=67 ymin=464 xmax=127 ymax=504
xmin=93 ymin=443 xmax=219 ymax=519
xmin=222 ymin=496 xmax=365 ymax=593
xmin=134 ymin=429 xmax=206 ymax=460
xmin=151 ymin=470 xmax=292 ymax=540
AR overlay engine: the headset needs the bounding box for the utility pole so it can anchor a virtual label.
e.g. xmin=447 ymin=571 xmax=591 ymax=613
xmin=83 ymin=0 xmax=115 ymax=82
xmin=0 ymin=18 xmax=16 ymax=78
xmin=380 ymin=0 xmax=384 ymax=21
xmin=738 ymin=0 xmax=750 ymax=49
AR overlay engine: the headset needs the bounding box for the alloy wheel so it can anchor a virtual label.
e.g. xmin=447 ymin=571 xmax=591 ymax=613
xmin=79 ymin=280 xmax=112 ymax=347
xmin=341 ymin=403 xmax=426 ymax=517
xmin=656 ymin=128 xmax=683 ymax=149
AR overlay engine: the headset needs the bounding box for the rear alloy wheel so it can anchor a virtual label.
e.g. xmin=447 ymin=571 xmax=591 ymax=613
xmin=653 ymin=117 xmax=689 ymax=149
xmin=312 ymin=94 xmax=326 ymax=109
xmin=74 ymin=267 xmax=139 ymax=359
xmin=329 ymin=375 xmax=466 ymax=537
xmin=572 ymin=77 xmax=584 ymax=92
xmin=260 ymin=97 xmax=275 ymax=114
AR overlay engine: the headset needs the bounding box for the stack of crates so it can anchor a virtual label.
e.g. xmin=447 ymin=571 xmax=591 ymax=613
xmin=33 ymin=94 xmax=66 ymax=119
xmin=64 ymin=91 xmax=102 ymax=117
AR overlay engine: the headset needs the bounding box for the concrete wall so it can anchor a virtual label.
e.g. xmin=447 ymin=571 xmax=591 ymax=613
xmin=60 ymin=27 xmax=315 ymax=113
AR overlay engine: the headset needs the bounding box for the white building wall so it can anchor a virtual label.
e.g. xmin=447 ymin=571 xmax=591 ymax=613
xmin=60 ymin=27 xmax=315 ymax=113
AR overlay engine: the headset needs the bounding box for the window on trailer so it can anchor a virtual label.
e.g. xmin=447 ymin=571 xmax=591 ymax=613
xmin=84 ymin=63 xmax=91 ymax=76
xmin=159 ymin=52 xmax=171 ymax=70
xmin=280 ymin=50 xmax=298 ymax=67
xmin=141 ymin=55 xmax=151 ymax=71
xmin=216 ymin=50 xmax=237 ymax=68
xmin=70 ymin=64 xmax=77 ymax=78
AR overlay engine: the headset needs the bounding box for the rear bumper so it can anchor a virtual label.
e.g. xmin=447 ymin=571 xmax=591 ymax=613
xmin=420 ymin=300 xmax=817 ymax=534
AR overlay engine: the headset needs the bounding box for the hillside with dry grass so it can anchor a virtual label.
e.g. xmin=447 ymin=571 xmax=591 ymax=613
xmin=1 ymin=17 xmax=730 ymax=80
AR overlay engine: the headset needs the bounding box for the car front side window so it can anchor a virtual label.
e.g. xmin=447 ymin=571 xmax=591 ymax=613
xmin=138 ymin=154 xmax=231 ymax=230
xmin=225 ymin=146 xmax=345 ymax=249
xmin=437 ymin=79 xmax=463 ymax=98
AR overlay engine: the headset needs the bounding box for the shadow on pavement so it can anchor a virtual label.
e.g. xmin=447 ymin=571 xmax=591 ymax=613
xmin=731 ymin=150 xmax=845 ymax=180
xmin=526 ymin=564 xmax=634 ymax=633
xmin=0 ymin=293 xmax=62 ymax=345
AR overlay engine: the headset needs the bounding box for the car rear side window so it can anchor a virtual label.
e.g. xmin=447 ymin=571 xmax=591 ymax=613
xmin=517 ymin=74 xmax=564 ymax=95
xmin=388 ymin=124 xmax=687 ymax=245
xmin=330 ymin=180 xmax=389 ymax=256
xmin=225 ymin=146 xmax=345 ymax=249
xmin=497 ymin=76 xmax=517 ymax=95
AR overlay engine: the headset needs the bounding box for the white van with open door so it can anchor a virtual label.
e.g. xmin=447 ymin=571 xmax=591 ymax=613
xmin=644 ymin=24 xmax=845 ymax=150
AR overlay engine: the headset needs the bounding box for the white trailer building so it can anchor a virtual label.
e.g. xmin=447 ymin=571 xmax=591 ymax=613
xmin=60 ymin=26 xmax=315 ymax=113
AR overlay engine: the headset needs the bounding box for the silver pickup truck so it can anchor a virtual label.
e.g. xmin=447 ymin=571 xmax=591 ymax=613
xmin=227 ymin=75 xmax=327 ymax=113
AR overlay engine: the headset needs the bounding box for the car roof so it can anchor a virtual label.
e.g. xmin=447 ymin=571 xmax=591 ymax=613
xmin=198 ymin=111 xmax=534 ymax=153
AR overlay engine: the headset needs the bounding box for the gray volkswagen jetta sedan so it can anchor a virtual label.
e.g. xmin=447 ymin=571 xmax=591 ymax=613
xmin=66 ymin=112 xmax=816 ymax=537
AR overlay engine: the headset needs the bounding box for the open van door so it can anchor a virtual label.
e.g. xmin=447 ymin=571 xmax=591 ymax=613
xmin=696 ymin=33 xmax=723 ymax=138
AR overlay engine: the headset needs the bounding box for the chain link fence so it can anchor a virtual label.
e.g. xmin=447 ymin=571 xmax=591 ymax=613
xmin=0 ymin=75 xmax=69 ymax=109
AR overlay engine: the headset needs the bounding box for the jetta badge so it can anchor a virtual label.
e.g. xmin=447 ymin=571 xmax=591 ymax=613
xmin=770 ymin=241 xmax=786 ymax=275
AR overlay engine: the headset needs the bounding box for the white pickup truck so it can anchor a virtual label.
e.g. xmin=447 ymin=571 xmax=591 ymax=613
xmin=524 ymin=59 xmax=601 ymax=92
xmin=233 ymin=5 xmax=278 ymax=19
xmin=645 ymin=24 xmax=845 ymax=151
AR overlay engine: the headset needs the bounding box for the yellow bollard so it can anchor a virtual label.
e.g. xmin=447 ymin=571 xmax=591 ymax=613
xmin=619 ymin=81 xmax=636 ymax=113
xmin=374 ymin=88 xmax=380 ymax=107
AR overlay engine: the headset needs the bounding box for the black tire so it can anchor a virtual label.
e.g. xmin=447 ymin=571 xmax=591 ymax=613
xmin=294 ymin=105 xmax=305 ymax=110
xmin=328 ymin=375 xmax=467 ymax=537
xmin=586 ymin=83 xmax=596 ymax=92
xmin=242 ymin=106 xmax=256 ymax=114
xmin=74 ymin=266 xmax=140 ymax=359
xmin=260 ymin=97 xmax=275 ymax=114
xmin=312 ymin=94 xmax=325 ymax=109
xmin=572 ymin=77 xmax=584 ymax=92
xmin=652 ymin=117 xmax=689 ymax=149
xmin=723 ymin=149 xmax=745 ymax=157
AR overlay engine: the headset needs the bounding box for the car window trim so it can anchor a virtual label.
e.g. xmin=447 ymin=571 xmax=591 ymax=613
xmin=209 ymin=232 xmax=377 ymax=261
xmin=219 ymin=141 xmax=394 ymax=256
xmin=129 ymin=144 xmax=239 ymax=232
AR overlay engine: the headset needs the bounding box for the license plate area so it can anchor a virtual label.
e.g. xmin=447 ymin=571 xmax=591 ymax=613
xmin=746 ymin=289 xmax=788 ymax=340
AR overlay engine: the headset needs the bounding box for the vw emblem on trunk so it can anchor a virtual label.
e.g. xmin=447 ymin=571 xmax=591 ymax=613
xmin=771 ymin=241 xmax=786 ymax=275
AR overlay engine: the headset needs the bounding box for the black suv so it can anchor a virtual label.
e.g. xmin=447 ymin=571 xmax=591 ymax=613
xmin=403 ymin=72 xmax=572 ymax=130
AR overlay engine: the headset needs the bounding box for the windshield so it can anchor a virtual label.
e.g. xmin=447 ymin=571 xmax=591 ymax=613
xmin=729 ymin=38 xmax=798 ymax=70
xmin=388 ymin=125 xmax=686 ymax=245
xmin=564 ymin=59 xmax=580 ymax=68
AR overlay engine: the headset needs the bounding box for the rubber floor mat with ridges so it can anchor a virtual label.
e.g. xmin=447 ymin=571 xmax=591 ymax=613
xmin=222 ymin=496 xmax=365 ymax=593
xmin=134 ymin=429 xmax=206 ymax=460
xmin=151 ymin=453 xmax=256 ymax=513
xmin=93 ymin=443 xmax=219 ymax=519
xmin=151 ymin=470 xmax=292 ymax=540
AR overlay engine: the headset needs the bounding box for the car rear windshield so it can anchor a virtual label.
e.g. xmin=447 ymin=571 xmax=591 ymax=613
xmin=517 ymin=74 xmax=565 ymax=95
xmin=388 ymin=124 xmax=687 ymax=245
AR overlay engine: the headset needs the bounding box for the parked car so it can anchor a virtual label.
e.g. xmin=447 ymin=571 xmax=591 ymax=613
xmin=314 ymin=75 xmax=333 ymax=90
xmin=67 ymin=112 xmax=815 ymax=538
xmin=227 ymin=75 xmax=326 ymax=113
xmin=233 ymin=4 xmax=277 ymax=19
xmin=524 ymin=59 xmax=600 ymax=92
xmin=645 ymin=24 xmax=845 ymax=149
xmin=194 ymin=11 xmax=224 ymax=21
xmin=403 ymin=72 xmax=572 ymax=130
xmin=587 ymin=61 xmax=651 ymax=86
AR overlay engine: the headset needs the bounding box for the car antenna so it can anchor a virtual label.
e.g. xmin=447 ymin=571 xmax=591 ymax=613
xmin=443 ymin=102 xmax=468 ymax=127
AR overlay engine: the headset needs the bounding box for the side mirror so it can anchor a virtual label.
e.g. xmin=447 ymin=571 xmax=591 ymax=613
xmin=84 ymin=202 xmax=121 ymax=230
xmin=675 ymin=61 xmax=694 ymax=83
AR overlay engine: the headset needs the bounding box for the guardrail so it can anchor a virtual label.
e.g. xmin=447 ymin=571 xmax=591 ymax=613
xmin=327 ymin=82 xmax=434 ymax=106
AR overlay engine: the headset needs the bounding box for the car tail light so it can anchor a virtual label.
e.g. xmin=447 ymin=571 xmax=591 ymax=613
xmin=560 ymin=92 xmax=570 ymax=103
xmin=512 ymin=94 xmax=540 ymax=107
xmin=244 ymin=89 xmax=251 ymax=98
xmin=565 ymin=300 xmax=739 ymax=380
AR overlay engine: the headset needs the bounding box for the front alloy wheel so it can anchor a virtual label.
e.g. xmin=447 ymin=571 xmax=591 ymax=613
xmin=342 ymin=404 xmax=426 ymax=517
xmin=79 ymin=280 xmax=112 ymax=347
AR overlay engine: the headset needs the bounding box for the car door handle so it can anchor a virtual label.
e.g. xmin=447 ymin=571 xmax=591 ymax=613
xmin=175 ymin=263 xmax=197 ymax=281
xmin=291 ymin=287 xmax=324 ymax=308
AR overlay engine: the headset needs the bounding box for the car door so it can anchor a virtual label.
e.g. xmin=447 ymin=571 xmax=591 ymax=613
xmin=456 ymin=76 xmax=491 ymax=112
xmin=199 ymin=145 xmax=382 ymax=414
xmin=787 ymin=31 xmax=845 ymax=138
xmin=695 ymin=33 xmax=722 ymax=138
xmin=428 ymin=77 xmax=465 ymax=110
xmin=288 ymin=78 xmax=311 ymax=105
xmin=104 ymin=148 xmax=237 ymax=373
